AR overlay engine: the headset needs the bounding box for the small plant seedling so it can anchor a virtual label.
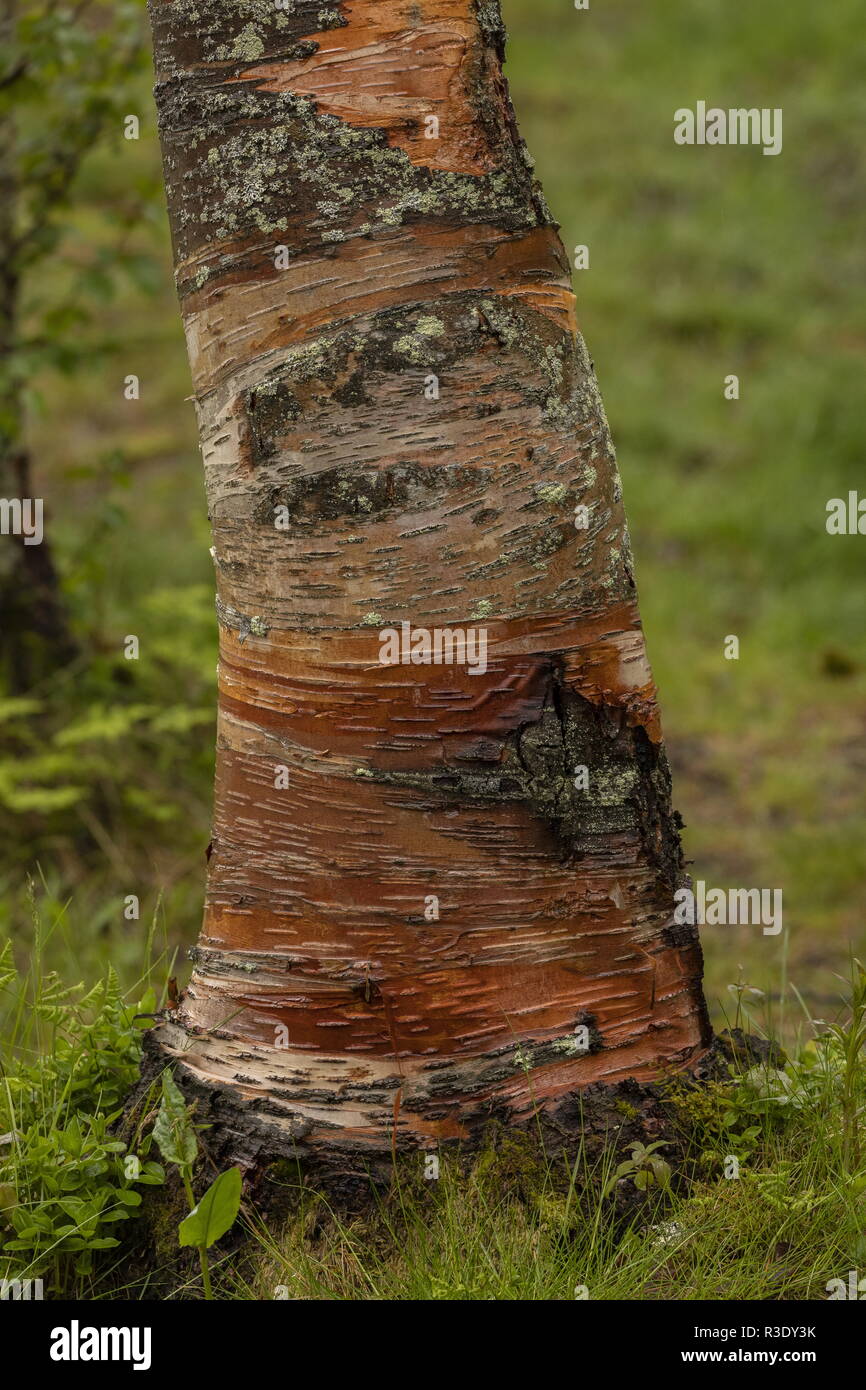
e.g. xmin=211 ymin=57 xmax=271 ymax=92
xmin=152 ymin=1069 xmax=242 ymax=1299
xmin=603 ymin=1141 xmax=672 ymax=1199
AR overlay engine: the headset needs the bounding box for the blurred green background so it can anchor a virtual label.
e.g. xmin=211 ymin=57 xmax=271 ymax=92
xmin=2 ymin=0 xmax=864 ymax=1038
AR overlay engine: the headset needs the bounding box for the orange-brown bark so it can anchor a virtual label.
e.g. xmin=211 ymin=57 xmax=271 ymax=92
xmin=146 ymin=0 xmax=710 ymax=1161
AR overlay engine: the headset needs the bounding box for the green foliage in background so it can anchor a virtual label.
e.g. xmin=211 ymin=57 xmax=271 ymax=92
xmin=0 ymin=0 xmax=155 ymax=438
xmin=0 ymin=584 xmax=214 ymax=827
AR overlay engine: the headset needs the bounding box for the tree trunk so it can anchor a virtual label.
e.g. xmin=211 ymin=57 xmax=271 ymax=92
xmin=145 ymin=0 xmax=711 ymax=1169
xmin=0 ymin=0 xmax=78 ymax=693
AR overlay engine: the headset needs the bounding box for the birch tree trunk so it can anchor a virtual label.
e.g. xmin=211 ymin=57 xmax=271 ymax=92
xmin=145 ymin=0 xmax=711 ymax=1168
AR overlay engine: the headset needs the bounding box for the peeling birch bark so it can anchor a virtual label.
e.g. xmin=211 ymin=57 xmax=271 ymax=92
xmin=145 ymin=0 xmax=712 ymax=1163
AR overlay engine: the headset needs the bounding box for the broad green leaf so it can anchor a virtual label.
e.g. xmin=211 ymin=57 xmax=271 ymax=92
xmin=178 ymin=1167 xmax=242 ymax=1250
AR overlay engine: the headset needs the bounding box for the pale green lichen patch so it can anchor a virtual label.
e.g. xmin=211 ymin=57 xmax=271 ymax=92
xmin=392 ymin=324 xmax=443 ymax=363
xmin=589 ymin=765 xmax=640 ymax=807
xmin=215 ymin=23 xmax=265 ymax=62
xmin=416 ymin=317 xmax=446 ymax=338
xmin=548 ymin=1035 xmax=591 ymax=1058
xmin=536 ymin=483 xmax=568 ymax=505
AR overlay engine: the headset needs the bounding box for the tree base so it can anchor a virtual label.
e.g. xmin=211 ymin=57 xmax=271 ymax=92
xmin=124 ymin=1026 xmax=779 ymax=1211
